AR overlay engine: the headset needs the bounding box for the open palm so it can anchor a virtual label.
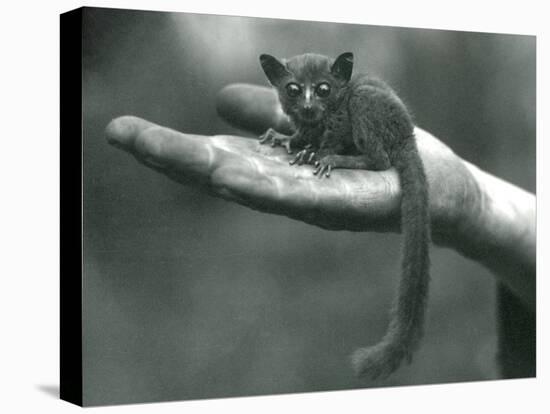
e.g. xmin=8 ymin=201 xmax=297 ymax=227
xmin=106 ymin=83 xmax=535 ymax=308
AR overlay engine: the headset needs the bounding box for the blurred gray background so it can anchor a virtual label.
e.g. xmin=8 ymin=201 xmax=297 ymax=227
xmin=81 ymin=7 xmax=535 ymax=406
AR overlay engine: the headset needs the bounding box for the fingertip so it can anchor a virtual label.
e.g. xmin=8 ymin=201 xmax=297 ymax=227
xmin=105 ymin=116 xmax=157 ymax=149
xmin=350 ymin=348 xmax=367 ymax=377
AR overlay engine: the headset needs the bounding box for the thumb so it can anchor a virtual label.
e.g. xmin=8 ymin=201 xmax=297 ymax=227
xmin=216 ymin=84 xmax=294 ymax=135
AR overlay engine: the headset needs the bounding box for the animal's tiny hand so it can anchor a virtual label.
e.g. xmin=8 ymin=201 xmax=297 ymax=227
xmin=259 ymin=128 xmax=293 ymax=154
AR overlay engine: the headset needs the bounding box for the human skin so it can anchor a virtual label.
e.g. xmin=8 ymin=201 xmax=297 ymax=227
xmin=105 ymin=83 xmax=535 ymax=310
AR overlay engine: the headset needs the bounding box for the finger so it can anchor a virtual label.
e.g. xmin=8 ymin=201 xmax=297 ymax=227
xmin=105 ymin=116 xmax=221 ymax=181
xmin=105 ymin=115 xmax=157 ymax=151
xmin=216 ymin=83 xmax=294 ymax=135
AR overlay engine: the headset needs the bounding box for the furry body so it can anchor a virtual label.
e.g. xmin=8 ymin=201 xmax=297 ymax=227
xmin=260 ymin=52 xmax=431 ymax=379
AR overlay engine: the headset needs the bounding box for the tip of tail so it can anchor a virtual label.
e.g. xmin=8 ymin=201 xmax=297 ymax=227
xmin=351 ymin=342 xmax=412 ymax=380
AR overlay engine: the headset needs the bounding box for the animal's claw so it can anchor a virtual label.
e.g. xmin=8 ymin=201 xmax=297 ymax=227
xmin=290 ymin=147 xmax=316 ymax=166
xmin=312 ymin=156 xmax=336 ymax=179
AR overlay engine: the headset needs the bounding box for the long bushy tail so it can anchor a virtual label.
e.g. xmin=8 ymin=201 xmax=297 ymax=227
xmin=352 ymin=137 xmax=431 ymax=379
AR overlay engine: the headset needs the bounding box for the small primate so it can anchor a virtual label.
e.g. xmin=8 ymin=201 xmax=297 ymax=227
xmin=259 ymin=52 xmax=430 ymax=379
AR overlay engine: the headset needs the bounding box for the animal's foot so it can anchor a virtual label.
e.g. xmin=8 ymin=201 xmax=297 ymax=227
xmin=313 ymin=155 xmax=338 ymax=178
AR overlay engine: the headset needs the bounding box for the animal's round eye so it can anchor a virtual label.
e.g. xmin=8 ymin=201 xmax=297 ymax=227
xmin=315 ymin=82 xmax=331 ymax=98
xmin=285 ymin=83 xmax=302 ymax=98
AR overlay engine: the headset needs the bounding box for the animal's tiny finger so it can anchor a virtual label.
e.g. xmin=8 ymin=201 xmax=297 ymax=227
xmin=263 ymin=130 xmax=273 ymax=143
xmin=284 ymin=141 xmax=292 ymax=154
xmin=290 ymin=151 xmax=303 ymax=165
xmin=291 ymin=149 xmax=304 ymax=165
xmin=307 ymin=153 xmax=315 ymax=163
xmin=326 ymin=165 xmax=332 ymax=177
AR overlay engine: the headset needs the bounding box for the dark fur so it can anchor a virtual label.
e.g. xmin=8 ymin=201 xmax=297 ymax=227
xmin=260 ymin=52 xmax=431 ymax=379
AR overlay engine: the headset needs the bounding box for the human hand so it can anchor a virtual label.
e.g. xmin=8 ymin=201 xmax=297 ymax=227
xmin=105 ymin=84 xmax=466 ymax=234
xmin=105 ymin=84 xmax=535 ymax=307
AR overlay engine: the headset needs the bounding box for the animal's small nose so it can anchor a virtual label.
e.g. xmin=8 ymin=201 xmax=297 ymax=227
xmin=304 ymin=88 xmax=313 ymax=106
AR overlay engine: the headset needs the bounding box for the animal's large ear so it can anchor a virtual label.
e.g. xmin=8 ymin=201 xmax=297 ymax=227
xmin=260 ymin=54 xmax=290 ymax=86
xmin=331 ymin=52 xmax=354 ymax=82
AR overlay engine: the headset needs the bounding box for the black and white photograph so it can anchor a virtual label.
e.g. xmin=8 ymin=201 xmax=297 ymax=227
xmin=58 ymin=6 xmax=537 ymax=406
xmin=3 ymin=1 xmax=546 ymax=412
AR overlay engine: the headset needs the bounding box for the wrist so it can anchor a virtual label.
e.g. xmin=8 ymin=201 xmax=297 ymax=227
xmin=448 ymin=161 xmax=536 ymax=309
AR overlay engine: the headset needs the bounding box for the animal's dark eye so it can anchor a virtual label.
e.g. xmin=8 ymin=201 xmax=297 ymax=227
xmin=315 ymin=82 xmax=331 ymax=98
xmin=285 ymin=83 xmax=302 ymax=98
